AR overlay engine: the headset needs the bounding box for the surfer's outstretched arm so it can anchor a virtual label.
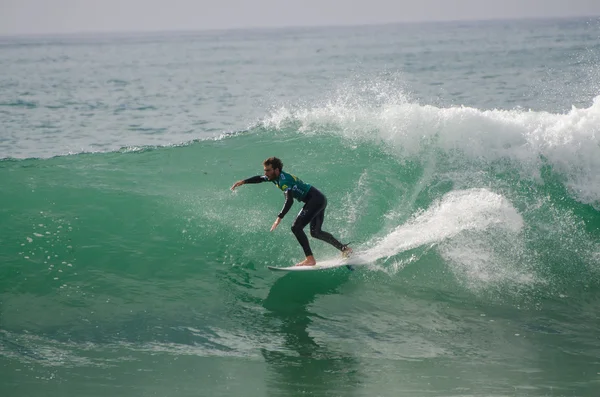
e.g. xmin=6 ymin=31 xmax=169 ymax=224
xmin=230 ymin=175 xmax=268 ymax=191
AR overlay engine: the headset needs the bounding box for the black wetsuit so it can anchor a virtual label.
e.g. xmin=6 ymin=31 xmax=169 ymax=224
xmin=243 ymin=172 xmax=344 ymax=257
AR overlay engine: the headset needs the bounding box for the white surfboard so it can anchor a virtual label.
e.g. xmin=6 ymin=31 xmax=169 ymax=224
xmin=267 ymin=254 xmax=367 ymax=272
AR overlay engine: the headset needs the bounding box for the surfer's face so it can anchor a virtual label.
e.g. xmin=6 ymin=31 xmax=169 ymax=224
xmin=263 ymin=165 xmax=279 ymax=181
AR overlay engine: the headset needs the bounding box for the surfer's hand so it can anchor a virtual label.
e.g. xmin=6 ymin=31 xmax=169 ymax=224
xmin=270 ymin=217 xmax=281 ymax=232
xmin=230 ymin=180 xmax=244 ymax=191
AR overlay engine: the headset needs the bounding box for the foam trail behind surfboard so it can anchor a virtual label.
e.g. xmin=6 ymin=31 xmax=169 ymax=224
xmin=363 ymin=188 xmax=523 ymax=261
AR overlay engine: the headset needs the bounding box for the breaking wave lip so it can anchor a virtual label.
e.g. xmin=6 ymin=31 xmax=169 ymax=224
xmin=260 ymin=95 xmax=600 ymax=208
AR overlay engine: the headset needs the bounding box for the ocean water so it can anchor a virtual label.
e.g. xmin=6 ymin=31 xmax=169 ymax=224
xmin=2 ymin=17 xmax=600 ymax=397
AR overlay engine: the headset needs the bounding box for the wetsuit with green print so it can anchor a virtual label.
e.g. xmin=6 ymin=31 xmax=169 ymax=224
xmin=243 ymin=170 xmax=346 ymax=256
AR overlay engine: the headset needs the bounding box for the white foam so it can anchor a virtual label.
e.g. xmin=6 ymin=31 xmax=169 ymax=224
xmin=439 ymin=230 xmax=536 ymax=291
xmin=346 ymin=188 xmax=533 ymax=288
xmin=358 ymin=188 xmax=523 ymax=261
xmin=263 ymin=95 xmax=600 ymax=207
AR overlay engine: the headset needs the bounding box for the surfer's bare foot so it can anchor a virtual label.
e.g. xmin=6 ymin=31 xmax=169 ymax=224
xmin=295 ymin=256 xmax=317 ymax=266
xmin=341 ymin=245 xmax=353 ymax=258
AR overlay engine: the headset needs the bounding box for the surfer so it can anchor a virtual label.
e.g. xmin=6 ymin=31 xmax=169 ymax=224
xmin=230 ymin=157 xmax=352 ymax=266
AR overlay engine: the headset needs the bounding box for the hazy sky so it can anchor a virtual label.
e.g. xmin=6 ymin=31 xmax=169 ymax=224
xmin=2 ymin=0 xmax=600 ymax=35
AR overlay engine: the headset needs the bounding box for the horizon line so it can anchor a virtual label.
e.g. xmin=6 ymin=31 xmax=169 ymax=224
xmin=1 ymin=14 xmax=599 ymax=39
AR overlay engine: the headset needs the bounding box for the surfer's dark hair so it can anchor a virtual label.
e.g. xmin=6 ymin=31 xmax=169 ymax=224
xmin=263 ymin=157 xmax=283 ymax=171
